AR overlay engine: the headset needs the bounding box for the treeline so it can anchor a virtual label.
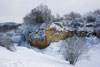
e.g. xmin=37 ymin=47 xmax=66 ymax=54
xmin=23 ymin=4 xmax=100 ymax=26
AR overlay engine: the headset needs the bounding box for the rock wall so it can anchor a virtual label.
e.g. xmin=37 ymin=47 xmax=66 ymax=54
xmin=46 ymin=30 xmax=67 ymax=44
xmin=29 ymin=22 xmax=100 ymax=49
xmin=30 ymin=29 xmax=68 ymax=49
xmin=30 ymin=37 xmax=47 ymax=49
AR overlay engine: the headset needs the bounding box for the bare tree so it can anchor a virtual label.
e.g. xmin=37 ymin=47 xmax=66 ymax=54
xmin=23 ymin=4 xmax=52 ymax=25
xmin=61 ymin=36 xmax=88 ymax=65
xmin=94 ymin=9 xmax=100 ymax=14
xmin=53 ymin=14 xmax=63 ymax=22
xmin=64 ymin=12 xmax=81 ymax=20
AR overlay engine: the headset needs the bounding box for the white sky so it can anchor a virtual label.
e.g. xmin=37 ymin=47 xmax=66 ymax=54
xmin=0 ymin=0 xmax=100 ymax=23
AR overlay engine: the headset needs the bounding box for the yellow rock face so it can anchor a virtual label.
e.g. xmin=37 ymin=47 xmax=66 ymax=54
xmin=29 ymin=22 xmax=74 ymax=49
xmin=46 ymin=29 xmax=68 ymax=45
xmin=29 ymin=22 xmax=100 ymax=49
xmin=30 ymin=29 xmax=69 ymax=49
xmin=30 ymin=37 xmax=48 ymax=49
xmin=29 ymin=22 xmax=88 ymax=49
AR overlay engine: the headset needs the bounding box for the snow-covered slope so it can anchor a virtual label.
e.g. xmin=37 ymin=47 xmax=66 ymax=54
xmin=0 ymin=46 xmax=73 ymax=67
xmin=0 ymin=36 xmax=100 ymax=67
xmin=77 ymin=45 xmax=100 ymax=67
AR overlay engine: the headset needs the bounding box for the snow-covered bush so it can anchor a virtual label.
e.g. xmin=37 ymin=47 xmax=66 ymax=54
xmin=63 ymin=10 xmax=100 ymax=34
xmin=18 ymin=23 xmax=41 ymax=43
xmin=11 ymin=33 xmax=22 ymax=45
xmin=0 ymin=34 xmax=16 ymax=51
xmin=86 ymin=14 xmax=96 ymax=23
xmin=61 ymin=36 xmax=88 ymax=65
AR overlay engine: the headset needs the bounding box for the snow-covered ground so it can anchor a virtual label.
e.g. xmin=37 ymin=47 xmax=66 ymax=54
xmin=0 ymin=46 xmax=73 ymax=67
xmin=77 ymin=46 xmax=100 ymax=67
xmin=0 ymin=36 xmax=100 ymax=67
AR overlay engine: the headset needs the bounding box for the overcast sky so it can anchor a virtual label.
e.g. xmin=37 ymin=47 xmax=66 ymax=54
xmin=0 ymin=0 xmax=100 ymax=23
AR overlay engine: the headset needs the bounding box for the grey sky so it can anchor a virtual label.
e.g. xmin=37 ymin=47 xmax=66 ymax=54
xmin=0 ymin=0 xmax=100 ymax=23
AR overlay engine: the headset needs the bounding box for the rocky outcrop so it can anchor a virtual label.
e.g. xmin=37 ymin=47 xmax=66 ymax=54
xmin=30 ymin=28 xmax=47 ymax=48
xmin=30 ymin=22 xmax=100 ymax=49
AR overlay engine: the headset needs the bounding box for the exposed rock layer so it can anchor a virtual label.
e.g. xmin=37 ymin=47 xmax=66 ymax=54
xmin=30 ymin=22 xmax=100 ymax=49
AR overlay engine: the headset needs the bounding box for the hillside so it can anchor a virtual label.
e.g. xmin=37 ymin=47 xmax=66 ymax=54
xmin=0 ymin=46 xmax=72 ymax=67
xmin=0 ymin=36 xmax=100 ymax=67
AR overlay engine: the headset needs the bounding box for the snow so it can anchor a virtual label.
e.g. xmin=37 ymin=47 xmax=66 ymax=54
xmin=76 ymin=45 xmax=100 ymax=67
xmin=0 ymin=46 xmax=73 ymax=67
xmin=0 ymin=35 xmax=100 ymax=67
xmin=76 ymin=37 xmax=100 ymax=67
xmin=49 ymin=22 xmax=64 ymax=31
xmin=42 ymin=41 xmax=64 ymax=59
xmin=49 ymin=21 xmax=96 ymax=32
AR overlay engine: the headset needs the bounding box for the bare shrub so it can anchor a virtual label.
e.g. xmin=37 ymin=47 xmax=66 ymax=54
xmin=61 ymin=36 xmax=88 ymax=65
xmin=0 ymin=34 xmax=16 ymax=51
xmin=64 ymin=12 xmax=81 ymax=20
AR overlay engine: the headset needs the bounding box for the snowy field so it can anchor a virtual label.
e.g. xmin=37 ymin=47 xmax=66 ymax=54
xmin=0 ymin=36 xmax=100 ymax=67
xmin=0 ymin=46 xmax=72 ymax=67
